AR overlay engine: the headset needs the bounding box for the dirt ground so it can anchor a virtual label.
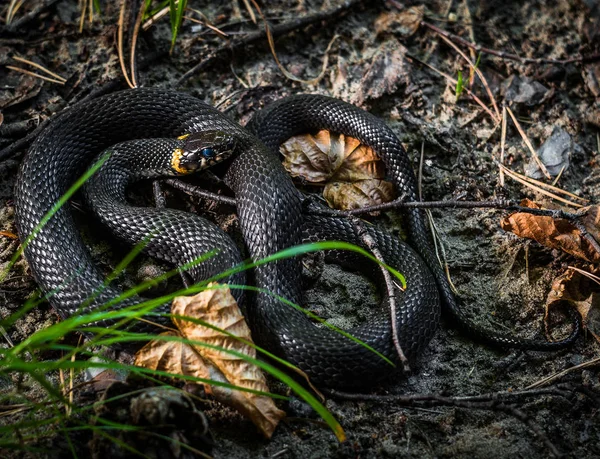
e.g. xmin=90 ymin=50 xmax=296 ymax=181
xmin=1 ymin=0 xmax=600 ymax=457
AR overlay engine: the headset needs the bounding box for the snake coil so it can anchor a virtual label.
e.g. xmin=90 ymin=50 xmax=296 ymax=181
xmin=14 ymin=88 xmax=580 ymax=389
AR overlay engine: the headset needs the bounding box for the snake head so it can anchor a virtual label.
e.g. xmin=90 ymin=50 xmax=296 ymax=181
xmin=174 ymin=130 xmax=238 ymax=173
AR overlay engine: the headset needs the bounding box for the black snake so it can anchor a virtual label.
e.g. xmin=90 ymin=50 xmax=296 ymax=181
xmin=14 ymin=88 xmax=580 ymax=389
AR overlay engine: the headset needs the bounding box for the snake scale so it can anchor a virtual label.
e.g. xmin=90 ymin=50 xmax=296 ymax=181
xmin=14 ymin=88 xmax=580 ymax=389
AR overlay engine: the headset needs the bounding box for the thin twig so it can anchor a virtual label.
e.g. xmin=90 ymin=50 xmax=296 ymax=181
xmin=164 ymin=179 xmax=237 ymax=205
xmin=567 ymin=266 xmax=600 ymax=285
xmin=352 ymin=217 xmax=410 ymax=372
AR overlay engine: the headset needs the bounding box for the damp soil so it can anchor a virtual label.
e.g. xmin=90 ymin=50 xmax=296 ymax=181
xmin=1 ymin=0 xmax=600 ymax=457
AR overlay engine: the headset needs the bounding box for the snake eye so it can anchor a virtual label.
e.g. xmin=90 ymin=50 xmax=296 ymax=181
xmin=200 ymin=147 xmax=215 ymax=159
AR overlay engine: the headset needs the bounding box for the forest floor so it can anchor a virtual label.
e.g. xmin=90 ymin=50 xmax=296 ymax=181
xmin=1 ymin=0 xmax=600 ymax=458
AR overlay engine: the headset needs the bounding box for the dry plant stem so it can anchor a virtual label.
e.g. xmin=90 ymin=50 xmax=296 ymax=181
xmin=183 ymin=15 xmax=229 ymax=37
xmin=498 ymin=164 xmax=583 ymax=208
xmin=5 ymin=66 xmax=66 ymax=85
xmin=351 ymin=217 xmax=410 ymax=373
xmin=12 ymin=56 xmax=66 ymax=82
xmin=436 ymin=33 xmax=501 ymax=121
xmin=1 ymin=0 xmax=62 ymax=33
xmin=567 ymin=266 xmax=600 ymax=284
xmin=176 ymin=0 xmax=365 ymax=86
xmin=406 ymin=53 xmax=498 ymax=122
xmin=129 ymin=1 xmax=147 ymax=88
xmin=496 ymin=162 xmax=587 ymax=203
xmin=421 ymin=20 xmax=600 ymax=65
xmin=499 ymin=105 xmax=507 ymax=186
xmin=526 ymin=356 xmax=600 ymax=389
xmin=79 ymin=0 xmax=87 ymax=33
xmin=142 ymin=5 xmax=170 ymax=31
xmin=117 ymin=0 xmax=135 ymax=89
xmin=505 ymin=106 xmax=551 ymax=179
xmin=160 ymin=182 xmax=592 ymax=227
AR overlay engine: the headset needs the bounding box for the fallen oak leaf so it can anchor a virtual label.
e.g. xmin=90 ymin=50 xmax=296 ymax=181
xmin=500 ymin=199 xmax=600 ymax=263
xmin=280 ymin=130 xmax=344 ymax=183
xmin=324 ymin=180 xmax=395 ymax=211
xmin=545 ymin=266 xmax=600 ymax=342
xmin=135 ymin=284 xmax=285 ymax=438
xmin=281 ymin=130 xmax=394 ymax=209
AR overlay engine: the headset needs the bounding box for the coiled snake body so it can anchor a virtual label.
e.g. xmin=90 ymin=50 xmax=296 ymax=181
xmin=14 ymin=88 xmax=579 ymax=389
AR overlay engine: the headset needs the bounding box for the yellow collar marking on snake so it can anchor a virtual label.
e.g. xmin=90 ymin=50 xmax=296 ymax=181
xmin=171 ymin=148 xmax=188 ymax=174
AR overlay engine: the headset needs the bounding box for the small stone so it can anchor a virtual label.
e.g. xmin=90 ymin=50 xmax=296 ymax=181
xmin=525 ymin=127 xmax=579 ymax=179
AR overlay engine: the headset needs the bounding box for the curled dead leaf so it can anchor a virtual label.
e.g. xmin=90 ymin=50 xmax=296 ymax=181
xmin=135 ymin=284 xmax=285 ymax=439
xmin=281 ymin=130 xmax=394 ymax=209
xmin=324 ymin=180 xmax=395 ymax=211
xmin=545 ymin=266 xmax=600 ymax=342
xmin=500 ymin=199 xmax=600 ymax=263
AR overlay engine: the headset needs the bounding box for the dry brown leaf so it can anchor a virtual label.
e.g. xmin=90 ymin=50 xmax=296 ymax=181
xmin=545 ymin=267 xmax=600 ymax=342
xmin=324 ymin=180 xmax=395 ymax=211
xmin=374 ymin=6 xmax=424 ymax=37
xmin=281 ymin=130 xmax=344 ymax=182
xmin=281 ymin=130 xmax=394 ymax=209
xmin=357 ymin=38 xmax=408 ymax=106
xmin=135 ymin=284 xmax=285 ymax=438
xmin=500 ymin=199 xmax=600 ymax=263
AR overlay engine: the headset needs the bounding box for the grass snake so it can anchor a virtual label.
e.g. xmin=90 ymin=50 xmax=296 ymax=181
xmin=14 ymin=88 xmax=580 ymax=389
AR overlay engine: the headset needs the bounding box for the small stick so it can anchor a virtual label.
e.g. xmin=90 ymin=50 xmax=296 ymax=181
xmin=498 ymin=163 xmax=587 ymax=203
xmin=164 ymin=179 xmax=237 ymax=206
xmin=352 ymin=217 xmax=410 ymax=372
xmin=152 ymin=181 xmax=166 ymax=208
xmin=129 ymin=0 xmax=147 ymax=88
